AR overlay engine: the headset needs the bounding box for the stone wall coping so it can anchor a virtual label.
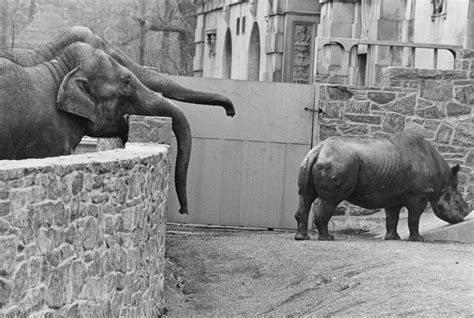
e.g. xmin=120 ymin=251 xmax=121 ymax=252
xmin=0 ymin=143 xmax=169 ymax=173
xmin=383 ymin=66 xmax=469 ymax=81
xmin=321 ymin=83 xmax=418 ymax=93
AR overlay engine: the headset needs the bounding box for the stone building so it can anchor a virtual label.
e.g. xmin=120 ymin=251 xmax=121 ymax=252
xmin=192 ymin=0 xmax=474 ymax=85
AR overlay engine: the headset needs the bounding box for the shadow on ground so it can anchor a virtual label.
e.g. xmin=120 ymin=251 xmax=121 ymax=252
xmin=163 ymin=224 xmax=474 ymax=317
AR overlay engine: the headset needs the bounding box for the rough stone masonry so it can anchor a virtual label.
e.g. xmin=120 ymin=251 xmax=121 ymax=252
xmin=0 ymin=116 xmax=172 ymax=317
xmin=317 ymin=53 xmax=474 ymax=218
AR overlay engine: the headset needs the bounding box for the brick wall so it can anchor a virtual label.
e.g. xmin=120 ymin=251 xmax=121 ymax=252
xmin=318 ymin=66 xmax=473 ymax=215
xmin=0 ymin=117 xmax=171 ymax=316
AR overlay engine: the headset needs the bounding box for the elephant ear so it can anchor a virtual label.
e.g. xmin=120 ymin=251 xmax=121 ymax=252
xmin=56 ymin=67 xmax=98 ymax=123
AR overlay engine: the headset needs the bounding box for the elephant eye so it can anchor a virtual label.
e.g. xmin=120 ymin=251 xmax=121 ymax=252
xmin=122 ymin=78 xmax=131 ymax=86
xmin=121 ymin=78 xmax=133 ymax=95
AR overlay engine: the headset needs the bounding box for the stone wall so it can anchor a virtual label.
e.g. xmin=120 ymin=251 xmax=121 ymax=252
xmin=0 ymin=117 xmax=171 ymax=317
xmin=318 ymin=66 xmax=474 ymax=215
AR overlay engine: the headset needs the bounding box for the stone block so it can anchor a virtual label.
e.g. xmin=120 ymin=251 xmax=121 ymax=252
xmin=454 ymin=84 xmax=474 ymax=104
xmin=10 ymin=262 xmax=28 ymax=303
xmin=417 ymin=69 xmax=444 ymax=79
xmin=327 ymin=86 xmax=354 ymax=100
xmin=420 ymin=80 xmax=453 ymax=102
xmin=452 ymin=123 xmax=474 ymax=148
xmin=46 ymin=261 xmax=71 ymax=308
xmin=367 ymin=91 xmax=396 ymax=104
xmin=70 ymin=260 xmax=87 ymax=301
xmin=82 ymin=217 xmax=98 ymax=251
xmin=128 ymin=116 xmax=173 ymax=145
xmin=416 ymin=105 xmax=445 ymax=119
xmin=384 ymin=94 xmax=416 ymax=115
xmin=0 ymin=236 xmax=17 ymax=276
xmin=0 ymin=201 xmax=10 ymax=217
xmin=345 ymin=114 xmax=382 ymax=125
xmin=383 ymin=67 xmax=418 ymax=80
xmin=345 ymin=100 xmax=370 ymax=114
xmin=32 ymin=201 xmax=67 ymax=229
xmin=319 ymin=124 xmax=340 ymax=140
xmin=446 ymin=103 xmax=471 ymax=116
xmin=443 ymin=70 xmax=468 ymax=80
xmin=338 ymin=124 xmax=369 ymax=135
xmin=322 ymin=101 xmax=344 ymax=118
xmin=435 ymin=124 xmax=455 ymax=144
xmin=0 ymin=219 xmax=9 ymax=234
xmin=0 ymin=277 xmax=12 ymax=308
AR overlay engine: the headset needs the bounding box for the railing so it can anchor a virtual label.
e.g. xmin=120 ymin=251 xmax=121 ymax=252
xmin=314 ymin=37 xmax=463 ymax=86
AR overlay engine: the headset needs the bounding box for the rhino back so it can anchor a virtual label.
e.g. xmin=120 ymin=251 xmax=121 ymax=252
xmin=314 ymin=132 xmax=446 ymax=208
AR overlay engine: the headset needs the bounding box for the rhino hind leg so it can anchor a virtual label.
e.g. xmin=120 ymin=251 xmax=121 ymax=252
xmin=295 ymin=195 xmax=316 ymax=240
xmin=314 ymin=201 xmax=338 ymax=241
xmin=384 ymin=206 xmax=402 ymax=240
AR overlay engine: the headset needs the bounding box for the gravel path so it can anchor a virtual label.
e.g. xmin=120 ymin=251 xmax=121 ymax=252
xmin=164 ymin=226 xmax=474 ymax=317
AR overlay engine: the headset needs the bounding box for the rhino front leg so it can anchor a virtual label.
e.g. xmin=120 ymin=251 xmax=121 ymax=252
xmin=295 ymin=195 xmax=315 ymax=240
xmin=314 ymin=201 xmax=338 ymax=241
xmin=384 ymin=206 xmax=402 ymax=240
xmin=407 ymin=207 xmax=426 ymax=242
xmin=406 ymin=198 xmax=430 ymax=241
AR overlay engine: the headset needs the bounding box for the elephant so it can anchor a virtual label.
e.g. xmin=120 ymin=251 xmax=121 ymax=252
xmin=0 ymin=26 xmax=235 ymax=117
xmin=0 ymin=42 xmax=196 ymax=215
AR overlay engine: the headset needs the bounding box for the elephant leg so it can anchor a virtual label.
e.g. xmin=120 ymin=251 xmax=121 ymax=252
xmin=314 ymin=201 xmax=338 ymax=241
xmin=384 ymin=206 xmax=402 ymax=240
xmin=294 ymin=194 xmax=316 ymax=240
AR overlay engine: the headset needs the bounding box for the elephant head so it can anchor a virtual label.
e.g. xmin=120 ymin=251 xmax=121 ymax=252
xmin=56 ymin=43 xmax=191 ymax=214
xmin=1 ymin=26 xmax=235 ymax=117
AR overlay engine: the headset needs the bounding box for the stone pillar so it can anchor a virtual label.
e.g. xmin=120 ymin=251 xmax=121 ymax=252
xmin=456 ymin=49 xmax=474 ymax=79
xmin=264 ymin=0 xmax=285 ymax=82
xmin=366 ymin=0 xmax=411 ymax=85
xmin=464 ymin=0 xmax=474 ymax=50
xmin=319 ymin=0 xmax=357 ymax=38
xmin=193 ymin=8 xmax=205 ymax=77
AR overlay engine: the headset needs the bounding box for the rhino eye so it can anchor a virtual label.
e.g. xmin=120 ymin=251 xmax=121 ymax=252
xmin=444 ymin=192 xmax=451 ymax=202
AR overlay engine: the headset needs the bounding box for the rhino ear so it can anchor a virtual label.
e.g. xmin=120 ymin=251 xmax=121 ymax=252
xmin=56 ymin=67 xmax=98 ymax=123
xmin=450 ymin=164 xmax=461 ymax=176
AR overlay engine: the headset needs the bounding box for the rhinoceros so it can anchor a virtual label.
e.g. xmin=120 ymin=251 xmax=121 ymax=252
xmin=294 ymin=130 xmax=470 ymax=242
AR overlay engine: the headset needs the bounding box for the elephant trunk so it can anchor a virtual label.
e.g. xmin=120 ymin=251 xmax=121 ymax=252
xmin=107 ymin=47 xmax=235 ymax=117
xmin=135 ymin=91 xmax=191 ymax=215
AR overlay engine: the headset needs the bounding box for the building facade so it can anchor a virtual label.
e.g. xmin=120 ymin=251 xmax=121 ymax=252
xmin=192 ymin=0 xmax=474 ymax=85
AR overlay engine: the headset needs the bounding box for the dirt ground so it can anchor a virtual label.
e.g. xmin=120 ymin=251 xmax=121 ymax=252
xmin=163 ymin=225 xmax=474 ymax=317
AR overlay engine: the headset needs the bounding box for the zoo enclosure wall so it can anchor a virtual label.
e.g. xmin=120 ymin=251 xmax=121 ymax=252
xmin=0 ymin=116 xmax=172 ymax=317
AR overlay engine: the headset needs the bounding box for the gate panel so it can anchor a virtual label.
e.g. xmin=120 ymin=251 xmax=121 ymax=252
xmin=166 ymin=76 xmax=317 ymax=229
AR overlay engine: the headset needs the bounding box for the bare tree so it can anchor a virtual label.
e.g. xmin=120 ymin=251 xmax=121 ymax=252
xmin=0 ymin=0 xmax=37 ymax=50
xmin=1 ymin=0 xmax=196 ymax=75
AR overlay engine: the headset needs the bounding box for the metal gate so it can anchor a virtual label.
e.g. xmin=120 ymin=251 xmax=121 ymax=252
xmin=166 ymin=76 xmax=319 ymax=229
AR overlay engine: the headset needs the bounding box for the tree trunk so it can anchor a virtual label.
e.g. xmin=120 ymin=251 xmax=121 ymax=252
xmin=138 ymin=0 xmax=147 ymax=65
xmin=1 ymin=0 xmax=8 ymax=50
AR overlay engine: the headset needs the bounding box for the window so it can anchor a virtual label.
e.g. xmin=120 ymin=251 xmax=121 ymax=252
xmin=236 ymin=17 xmax=240 ymax=35
xmin=431 ymin=0 xmax=447 ymax=21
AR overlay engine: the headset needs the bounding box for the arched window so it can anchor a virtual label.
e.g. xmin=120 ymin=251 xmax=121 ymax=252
xmin=223 ymin=28 xmax=232 ymax=79
xmin=247 ymin=22 xmax=260 ymax=81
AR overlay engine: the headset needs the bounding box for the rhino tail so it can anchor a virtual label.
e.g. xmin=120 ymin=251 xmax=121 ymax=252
xmin=298 ymin=143 xmax=323 ymax=198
